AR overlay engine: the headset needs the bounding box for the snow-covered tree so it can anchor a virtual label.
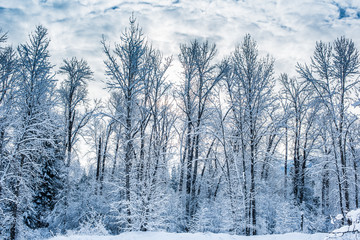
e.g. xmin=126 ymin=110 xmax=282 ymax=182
xmin=297 ymin=36 xmax=360 ymax=222
xmin=279 ymin=74 xmax=321 ymax=232
xmin=102 ymin=15 xmax=148 ymax=230
xmin=102 ymin=16 xmax=173 ymax=232
xmin=4 ymin=25 xmax=63 ymax=240
xmin=56 ymin=56 xmax=94 ymax=231
xmin=175 ymin=39 xmax=227 ymax=231
xmin=59 ymin=57 xmax=93 ymax=168
xmin=225 ymin=34 xmax=275 ymax=235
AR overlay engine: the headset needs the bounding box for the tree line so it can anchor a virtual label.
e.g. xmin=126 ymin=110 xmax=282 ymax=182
xmin=1 ymin=16 xmax=360 ymax=239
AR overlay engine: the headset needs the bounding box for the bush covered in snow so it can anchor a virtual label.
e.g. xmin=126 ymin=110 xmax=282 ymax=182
xmin=327 ymin=209 xmax=360 ymax=240
xmin=67 ymin=210 xmax=109 ymax=236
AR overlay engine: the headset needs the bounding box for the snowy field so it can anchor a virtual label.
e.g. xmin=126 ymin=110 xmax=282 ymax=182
xmin=48 ymin=232 xmax=328 ymax=240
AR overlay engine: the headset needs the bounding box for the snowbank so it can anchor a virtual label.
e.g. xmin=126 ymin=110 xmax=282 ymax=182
xmin=48 ymin=231 xmax=327 ymax=240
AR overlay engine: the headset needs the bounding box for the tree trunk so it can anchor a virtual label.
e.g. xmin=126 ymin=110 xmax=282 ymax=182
xmin=111 ymin=132 xmax=120 ymax=177
xmin=96 ymin=137 xmax=102 ymax=195
xmin=250 ymin=115 xmax=256 ymax=235
xmin=321 ymin=162 xmax=329 ymax=215
xmin=284 ymin=124 xmax=288 ymax=198
xmin=10 ymin=155 xmax=24 ymax=240
xmin=354 ymin=159 xmax=359 ymax=209
xmin=125 ymin=101 xmax=133 ymax=227
xmin=185 ymin=124 xmax=194 ymax=230
xmin=100 ymin=125 xmax=111 ymax=194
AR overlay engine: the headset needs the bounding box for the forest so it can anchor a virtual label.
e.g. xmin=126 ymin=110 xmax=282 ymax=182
xmin=1 ymin=16 xmax=360 ymax=240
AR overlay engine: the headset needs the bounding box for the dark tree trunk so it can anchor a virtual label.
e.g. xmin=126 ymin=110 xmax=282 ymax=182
xmin=125 ymin=100 xmax=133 ymax=226
xmin=321 ymin=162 xmax=330 ymax=215
xmin=96 ymin=137 xmax=102 ymax=190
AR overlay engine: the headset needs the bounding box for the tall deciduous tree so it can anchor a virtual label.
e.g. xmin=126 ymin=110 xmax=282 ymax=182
xmin=177 ymin=40 xmax=227 ymax=231
xmin=297 ymin=36 xmax=360 ymax=222
xmin=59 ymin=57 xmax=93 ymax=168
xmin=102 ymin=15 xmax=149 ymax=230
xmin=226 ymin=34 xmax=274 ymax=235
xmin=279 ymin=74 xmax=320 ymax=231
xmin=57 ymin=57 xmax=93 ymax=231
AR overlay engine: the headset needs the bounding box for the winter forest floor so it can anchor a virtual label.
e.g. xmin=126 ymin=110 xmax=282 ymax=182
xmin=48 ymin=232 xmax=329 ymax=240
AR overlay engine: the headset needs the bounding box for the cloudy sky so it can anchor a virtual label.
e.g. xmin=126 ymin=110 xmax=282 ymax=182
xmin=1 ymin=0 xmax=360 ymax=99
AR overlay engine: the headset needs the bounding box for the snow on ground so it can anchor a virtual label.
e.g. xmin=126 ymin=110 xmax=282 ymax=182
xmin=48 ymin=231 xmax=328 ymax=240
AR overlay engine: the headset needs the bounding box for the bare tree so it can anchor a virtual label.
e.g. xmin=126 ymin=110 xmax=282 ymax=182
xmin=297 ymin=36 xmax=360 ymax=222
xmin=102 ymin=15 xmax=149 ymax=229
xmin=57 ymin=57 xmax=94 ymax=231
xmin=177 ymin=40 xmax=227 ymax=230
xmin=226 ymin=34 xmax=274 ymax=235
xmin=279 ymin=74 xmax=320 ymax=231
xmin=59 ymin=57 xmax=93 ymax=167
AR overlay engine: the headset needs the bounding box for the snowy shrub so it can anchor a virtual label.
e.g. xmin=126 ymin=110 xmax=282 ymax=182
xmin=71 ymin=210 xmax=109 ymax=236
xmin=22 ymin=228 xmax=53 ymax=240
xmin=275 ymin=200 xmax=301 ymax=234
xmin=191 ymin=200 xmax=217 ymax=233
xmin=327 ymin=209 xmax=360 ymax=240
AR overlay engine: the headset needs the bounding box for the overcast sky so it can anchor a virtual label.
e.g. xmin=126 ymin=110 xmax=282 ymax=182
xmin=1 ymin=0 xmax=360 ymax=99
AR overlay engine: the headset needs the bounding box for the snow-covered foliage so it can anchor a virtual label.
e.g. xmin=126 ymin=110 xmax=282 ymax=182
xmin=327 ymin=209 xmax=360 ymax=240
xmin=67 ymin=209 xmax=109 ymax=236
